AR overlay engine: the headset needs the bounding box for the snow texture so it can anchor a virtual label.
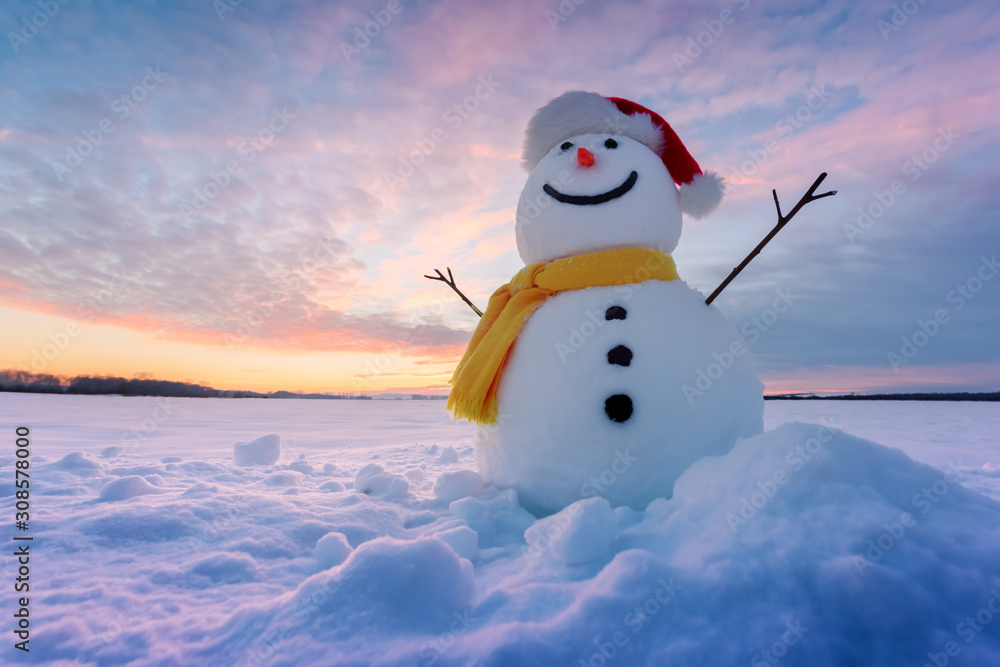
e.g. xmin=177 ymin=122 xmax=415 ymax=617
xmin=524 ymin=496 xmax=616 ymax=565
xmin=433 ymin=469 xmax=485 ymax=502
xmin=355 ymin=462 xmax=410 ymax=499
xmin=98 ymin=475 xmax=163 ymax=502
xmin=233 ymin=433 xmax=282 ymax=466
xmin=2 ymin=395 xmax=999 ymax=667
xmin=437 ymin=446 xmax=459 ymax=463
xmin=432 ymin=525 xmax=479 ymax=561
xmin=315 ymin=532 xmax=353 ymax=569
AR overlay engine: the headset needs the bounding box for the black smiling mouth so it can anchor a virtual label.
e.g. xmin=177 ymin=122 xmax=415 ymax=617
xmin=542 ymin=171 xmax=638 ymax=206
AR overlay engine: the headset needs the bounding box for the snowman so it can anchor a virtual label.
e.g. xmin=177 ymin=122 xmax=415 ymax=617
xmin=447 ymin=91 xmax=764 ymax=515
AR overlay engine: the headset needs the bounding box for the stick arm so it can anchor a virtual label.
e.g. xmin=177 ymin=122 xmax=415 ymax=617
xmin=424 ymin=267 xmax=484 ymax=317
xmin=705 ymin=173 xmax=837 ymax=305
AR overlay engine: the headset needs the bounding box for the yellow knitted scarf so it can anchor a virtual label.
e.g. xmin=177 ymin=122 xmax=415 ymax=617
xmin=447 ymin=247 xmax=680 ymax=424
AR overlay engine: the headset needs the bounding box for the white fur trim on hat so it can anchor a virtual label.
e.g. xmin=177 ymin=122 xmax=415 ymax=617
xmin=678 ymin=171 xmax=725 ymax=219
xmin=521 ymin=91 xmax=664 ymax=171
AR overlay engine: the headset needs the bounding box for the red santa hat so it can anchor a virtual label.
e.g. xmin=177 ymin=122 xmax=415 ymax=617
xmin=521 ymin=91 xmax=724 ymax=218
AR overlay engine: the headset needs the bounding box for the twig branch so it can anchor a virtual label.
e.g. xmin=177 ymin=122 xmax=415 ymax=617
xmin=705 ymin=172 xmax=837 ymax=305
xmin=424 ymin=267 xmax=484 ymax=317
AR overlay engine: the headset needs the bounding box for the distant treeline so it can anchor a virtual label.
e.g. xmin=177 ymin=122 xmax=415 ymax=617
xmin=4 ymin=369 xmax=990 ymax=401
xmin=766 ymin=392 xmax=1000 ymax=402
xmin=0 ymin=370 xmax=366 ymax=399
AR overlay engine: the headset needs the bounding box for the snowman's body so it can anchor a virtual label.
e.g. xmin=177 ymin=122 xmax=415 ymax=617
xmin=459 ymin=94 xmax=765 ymax=515
xmin=476 ymin=280 xmax=763 ymax=515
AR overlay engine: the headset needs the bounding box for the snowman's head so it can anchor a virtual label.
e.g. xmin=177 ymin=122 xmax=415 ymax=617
xmin=515 ymin=91 xmax=724 ymax=265
xmin=516 ymin=133 xmax=682 ymax=264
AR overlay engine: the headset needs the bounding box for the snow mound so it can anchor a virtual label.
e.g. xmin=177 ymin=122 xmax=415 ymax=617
xmin=319 ymin=480 xmax=346 ymax=492
xmin=524 ymin=496 xmax=616 ymax=565
xmin=449 ymin=488 xmax=536 ymax=548
xmin=288 ymin=459 xmax=314 ymax=474
xmin=355 ymin=463 xmax=409 ymax=499
xmin=181 ymin=482 xmax=218 ymax=497
xmin=264 ymin=470 xmax=302 ymax=487
xmin=271 ymin=537 xmax=475 ymax=638
xmin=97 ymin=475 xmax=162 ymax=502
xmin=436 ymin=421 xmax=999 ymax=666
xmin=433 ymin=526 xmax=479 ymax=561
xmin=226 ymin=423 xmax=999 ymax=665
xmin=189 ymin=553 xmax=258 ymax=584
xmin=433 ymin=469 xmax=485 ymax=502
xmin=50 ymin=451 xmax=104 ymax=475
xmin=233 ymin=433 xmax=281 ymax=466
xmin=315 ymin=532 xmax=353 ymax=569
xmin=438 ymin=446 xmax=458 ymax=463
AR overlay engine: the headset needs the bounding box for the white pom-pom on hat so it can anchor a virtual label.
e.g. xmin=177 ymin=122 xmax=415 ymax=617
xmin=522 ymin=91 xmax=724 ymax=218
xmin=678 ymin=171 xmax=726 ymax=219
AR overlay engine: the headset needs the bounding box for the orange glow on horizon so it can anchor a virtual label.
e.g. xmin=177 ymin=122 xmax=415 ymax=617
xmin=2 ymin=314 xmax=996 ymax=397
xmin=0 ymin=306 xmax=464 ymax=394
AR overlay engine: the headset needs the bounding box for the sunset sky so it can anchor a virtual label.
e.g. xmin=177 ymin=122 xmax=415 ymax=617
xmin=1 ymin=0 xmax=998 ymax=395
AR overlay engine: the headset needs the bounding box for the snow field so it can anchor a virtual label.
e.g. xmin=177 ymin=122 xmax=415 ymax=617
xmin=0 ymin=395 xmax=998 ymax=665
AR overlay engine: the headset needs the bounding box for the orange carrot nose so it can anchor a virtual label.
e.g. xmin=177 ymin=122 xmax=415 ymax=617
xmin=577 ymin=147 xmax=595 ymax=167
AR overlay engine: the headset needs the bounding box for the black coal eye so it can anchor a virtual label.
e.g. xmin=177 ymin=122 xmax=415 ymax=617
xmin=560 ymin=141 xmax=573 ymax=151
xmin=604 ymin=138 xmax=618 ymax=149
